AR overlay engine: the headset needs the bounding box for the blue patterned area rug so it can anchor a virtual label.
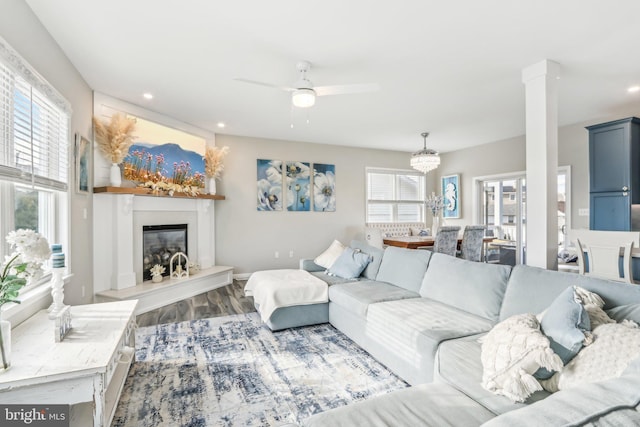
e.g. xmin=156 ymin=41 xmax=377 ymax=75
xmin=111 ymin=313 xmax=408 ymax=427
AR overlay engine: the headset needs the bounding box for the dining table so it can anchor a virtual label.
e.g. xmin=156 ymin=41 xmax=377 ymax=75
xmin=383 ymin=235 xmax=495 ymax=250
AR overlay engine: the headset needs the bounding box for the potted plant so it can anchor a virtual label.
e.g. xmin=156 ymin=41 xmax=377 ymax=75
xmin=0 ymin=229 xmax=51 ymax=371
xmin=149 ymin=264 xmax=166 ymax=283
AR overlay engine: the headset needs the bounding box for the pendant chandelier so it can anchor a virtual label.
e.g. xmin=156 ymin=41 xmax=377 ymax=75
xmin=410 ymin=132 xmax=440 ymax=173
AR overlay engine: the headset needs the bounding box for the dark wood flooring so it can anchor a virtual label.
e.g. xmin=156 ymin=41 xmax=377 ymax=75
xmin=136 ymin=279 xmax=256 ymax=327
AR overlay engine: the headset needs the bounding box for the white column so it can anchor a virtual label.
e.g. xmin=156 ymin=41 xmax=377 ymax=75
xmin=522 ymin=60 xmax=561 ymax=269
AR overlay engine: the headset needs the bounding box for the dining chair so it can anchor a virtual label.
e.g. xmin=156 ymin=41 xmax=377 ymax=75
xmin=459 ymin=225 xmax=486 ymax=262
xmin=571 ymin=229 xmax=639 ymax=284
xmin=433 ymin=226 xmax=461 ymax=257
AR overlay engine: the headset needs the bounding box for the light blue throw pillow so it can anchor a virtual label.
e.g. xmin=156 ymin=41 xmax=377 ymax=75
xmin=350 ymin=239 xmax=384 ymax=280
xmin=535 ymin=286 xmax=590 ymax=379
xmin=327 ymin=247 xmax=372 ymax=280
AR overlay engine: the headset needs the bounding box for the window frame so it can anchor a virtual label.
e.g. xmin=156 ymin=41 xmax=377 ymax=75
xmin=366 ymin=167 xmax=426 ymax=223
xmin=0 ymin=36 xmax=71 ymax=317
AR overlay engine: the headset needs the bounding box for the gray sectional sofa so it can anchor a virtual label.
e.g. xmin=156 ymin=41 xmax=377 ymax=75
xmin=294 ymin=241 xmax=640 ymax=426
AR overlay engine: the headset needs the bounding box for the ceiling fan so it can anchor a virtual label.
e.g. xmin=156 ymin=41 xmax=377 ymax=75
xmin=235 ymin=61 xmax=379 ymax=108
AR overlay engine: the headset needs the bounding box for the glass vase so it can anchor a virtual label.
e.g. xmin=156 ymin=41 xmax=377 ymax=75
xmin=0 ymin=319 xmax=11 ymax=372
xmin=431 ymin=214 xmax=440 ymax=236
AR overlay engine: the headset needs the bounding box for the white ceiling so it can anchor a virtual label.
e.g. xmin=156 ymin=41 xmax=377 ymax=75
xmin=25 ymin=0 xmax=640 ymax=153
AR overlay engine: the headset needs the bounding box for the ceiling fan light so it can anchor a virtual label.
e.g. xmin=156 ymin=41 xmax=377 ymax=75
xmin=292 ymin=88 xmax=316 ymax=108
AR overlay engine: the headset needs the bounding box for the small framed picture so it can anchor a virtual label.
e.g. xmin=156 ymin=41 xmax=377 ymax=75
xmin=75 ymin=134 xmax=91 ymax=194
xmin=442 ymin=174 xmax=460 ymax=218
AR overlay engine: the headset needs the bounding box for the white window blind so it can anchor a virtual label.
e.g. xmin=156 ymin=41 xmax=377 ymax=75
xmin=366 ymin=168 xmax=425 ymax=223
xmin=0 ymin=37 xmax=70 ymax=191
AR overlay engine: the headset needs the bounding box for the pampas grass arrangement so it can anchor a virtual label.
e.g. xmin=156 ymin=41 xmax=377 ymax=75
xmin=204 ymin=146 xmax=229 ymax=179
xmin=93 ymin=113 xmax=137 ymax=164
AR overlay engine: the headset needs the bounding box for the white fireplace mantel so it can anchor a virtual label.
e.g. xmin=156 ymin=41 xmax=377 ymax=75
xmin=93 ymin=192 xmax=220 ymax=295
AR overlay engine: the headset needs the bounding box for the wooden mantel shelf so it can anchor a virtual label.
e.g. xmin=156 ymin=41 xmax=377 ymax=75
xmin=94 ymin=186 xmax=225 ymax=200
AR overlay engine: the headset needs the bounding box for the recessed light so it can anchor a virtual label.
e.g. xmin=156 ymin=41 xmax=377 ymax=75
xmin=217 ymin=122 xmax=225 ymax=128
xmin=143 ymin=93 xmax=153 ymax=100
xmin=628 ymin=86 xmax=640 ymax=93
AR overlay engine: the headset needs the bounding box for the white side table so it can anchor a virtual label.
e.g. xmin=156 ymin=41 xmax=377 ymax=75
xmin=0 ymin=300 xmax=138 ymax=427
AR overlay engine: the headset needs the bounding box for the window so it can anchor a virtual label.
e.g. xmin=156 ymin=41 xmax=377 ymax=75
xmin=0 ymin=36 xmax=70 ymax=289
xmin=366 ymin=168 xmax=425 ymax=222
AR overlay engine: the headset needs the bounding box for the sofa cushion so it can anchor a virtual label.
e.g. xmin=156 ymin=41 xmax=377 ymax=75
xmin=419 ymin=253 xmax=511 ymax=321
xmin=303 ymin=383 xmax=495 ymax=427
xmin=327 ymin=247 xmax=372 ymax=279
xmin=436 ymin=334 xmax=549 ymax=415
xmin=375 ymin=246 xmax=431 ymax=292
xmin=310 ymin=271 xmax=357 ymax=286
xmin=481 ymin=374 xmax=640 ymax=427
xmin=500 ymin=265 xmax=640 ymax=321
xmin=608 ymin=303 xmax=640 ymax=324
xmin=350 ymin=239 xmax=384 ymax=280
xmin=329 ymin=281 xmax=420 ymax=318
xmin=366 ymin=298 xmax=494 ymax=382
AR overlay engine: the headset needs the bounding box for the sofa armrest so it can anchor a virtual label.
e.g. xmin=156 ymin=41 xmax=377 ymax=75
xmin=300 ymin=259 xmax=324 ymax=272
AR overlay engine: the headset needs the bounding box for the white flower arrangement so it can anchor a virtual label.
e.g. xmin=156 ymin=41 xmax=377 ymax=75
xmin=1 ymin=229 xmax=50 ymax=370
xmin=149 ymin=264 xmax=166 ymax=277
xmin=4 ymin=229 xmax=51 ymax=279
xmin=425 ymin=192 xmax=445 ymax=216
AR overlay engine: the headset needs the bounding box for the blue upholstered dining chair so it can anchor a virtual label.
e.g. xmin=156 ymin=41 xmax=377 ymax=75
xmin=459 ymin=225 xmax=486 ymax=262
xmin=433 ymin=226 xmax=461 ymax=257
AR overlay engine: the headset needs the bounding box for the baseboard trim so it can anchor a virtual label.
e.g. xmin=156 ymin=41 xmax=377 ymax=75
xmin=233 ymin=273 xmax=252 ymax=281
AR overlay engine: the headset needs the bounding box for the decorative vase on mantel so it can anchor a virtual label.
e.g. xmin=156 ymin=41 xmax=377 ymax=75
xmin=151 ymin=274 xmax=163 ymax=283
xmin=205 ymin=177 xmax=217 ymax=195
xmin=0 ymin=317 xmax=11 ymax=372
xmin=109 ymin=163 xmax=122 ymax=187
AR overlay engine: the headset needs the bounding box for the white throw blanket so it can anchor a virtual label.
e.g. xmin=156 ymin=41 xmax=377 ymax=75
xmin=245 ymin=269 xmax=329 ymax=322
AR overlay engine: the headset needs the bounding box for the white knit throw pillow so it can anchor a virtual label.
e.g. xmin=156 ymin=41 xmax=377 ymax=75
xmin=541 ymin=320 xmax=640 ymax=392
xmin=480 ymin=313 xmax=563 ymax=403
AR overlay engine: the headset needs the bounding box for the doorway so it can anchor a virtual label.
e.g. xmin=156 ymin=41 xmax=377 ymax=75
xmin=474 ymin=167 xmax=571 ymax=266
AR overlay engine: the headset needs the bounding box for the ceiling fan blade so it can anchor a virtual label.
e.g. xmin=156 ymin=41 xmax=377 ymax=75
xmin=234 ymin=78 xmax=294 ymax=92
xmin=314 ymin=83 xmax=380 ymax=97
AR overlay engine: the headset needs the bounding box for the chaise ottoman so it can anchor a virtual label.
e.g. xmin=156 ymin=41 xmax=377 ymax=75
xmin=244 ymin=269 xmax=330 ymax=331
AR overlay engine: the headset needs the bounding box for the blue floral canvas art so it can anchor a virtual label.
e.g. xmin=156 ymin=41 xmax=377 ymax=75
xmin=313 ymin=163 xmax=336 ymax=212
xmin=286 ymin=161 xmax=311 ymax=211
xmin=257 ymin=159 xmax=283 ymax=211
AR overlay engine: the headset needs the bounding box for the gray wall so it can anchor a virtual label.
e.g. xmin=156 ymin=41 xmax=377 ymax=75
xmin=434 ymin=113 xmax=640 ymax=233
xmin=2 ymin=0 xmax=94 ymax=304
xmin=214 ymin=134 xmax=412 ymax=274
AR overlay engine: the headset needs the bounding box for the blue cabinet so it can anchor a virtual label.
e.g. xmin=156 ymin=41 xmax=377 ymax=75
xmin=587 ymin=117 xmax=640 ymax=231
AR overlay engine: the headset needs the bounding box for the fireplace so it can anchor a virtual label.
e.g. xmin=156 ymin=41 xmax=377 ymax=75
xmin=142 ymin=224 xmax=188 ymax=281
